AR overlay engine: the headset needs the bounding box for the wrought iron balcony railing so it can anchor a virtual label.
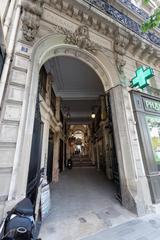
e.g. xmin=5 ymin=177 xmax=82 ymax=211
xmin=82 ymin=0 xmax=160 ymax=48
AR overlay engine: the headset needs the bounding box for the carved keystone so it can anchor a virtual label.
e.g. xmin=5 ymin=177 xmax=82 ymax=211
xmin=65 ymin=25 xmax=99 ymax=54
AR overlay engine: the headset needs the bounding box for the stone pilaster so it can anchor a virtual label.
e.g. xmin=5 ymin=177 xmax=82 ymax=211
xmin=100 ymin=121 xmax=113 ymax=180
xmin=66 ymin=138 xmax=70 ymax=160
xmin=100 ymin=95 xmax=107 ymax=121
xmin=55 ymin=96 xmax=61 ymax=122
xmin=62 ymin=141 xmax=65 ymax=171
xmin=52 ymin=131 xmax=60 ymax=182
xmin=91 ymin=142 xmax=96 ymax=165
xmin=110 ymin=85 xmax=152 ymax=215
xmin=45 ymin=73 xmax=52 ymax=107
xmin=96 ymin=141 xmax=100 ymax=171
xmin=40 ymin=113 xmax=50 ymax=177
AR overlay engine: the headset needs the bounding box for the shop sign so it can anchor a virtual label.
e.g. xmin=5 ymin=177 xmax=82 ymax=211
xmin=143 ymin=98 xmax=160 ymax=113
xmin=130 ymin=66 xmax=154 ymax=89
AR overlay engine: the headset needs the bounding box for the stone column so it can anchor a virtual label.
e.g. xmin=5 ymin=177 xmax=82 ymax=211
xmin=40 ymin=74 xmax=52 ymax=175
xmin=52 ymin=130 xmax=60 ymax=182
xmin=55 ymin=97 xmax=61 ymax=122
xmin=100 ymin=121 xmax=112 ymax=179
xmin=63 ymin=140 xmax=65 ymax=171
xmin=45 ymin=73 xmax=52 ymax=106
xmin=66 ymin=139 xmax=70 ymax=160
xmin=100 ymin=95 xmax=113 ymax=179
xmin=96 ymin=141 xmax=100 ymax=171
xmin=88 ymin=139 xmax=91 ymax=159
xmin=52 ymin=95 xmax=61 ymax=181
xmin=41 ymin=115 xmax=50 ymax=176
xmin=91 ymin=142 xmax=96 ymax=165
xmin=100 ymin=95 xmax=107 ymax=121
xmin=110 ymin=85 xmax=152 ymax=215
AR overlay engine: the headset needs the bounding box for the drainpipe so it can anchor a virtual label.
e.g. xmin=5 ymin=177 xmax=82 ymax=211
xmin=3 ymin=0 xmax=16 ymax=39
xmin=0 ymin=0 xmax=21 ymax=109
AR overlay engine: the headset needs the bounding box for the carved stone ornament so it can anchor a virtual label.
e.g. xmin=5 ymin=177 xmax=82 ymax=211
xmin=114 ymin=31 xmax=129 ymax=74
xmin=22 ymin=0 xmax=44 ymax=41
xmin=116 ymin=57 xmax=126 ymax=74
xmin=65 ymin=25 xmax=99 ymax=54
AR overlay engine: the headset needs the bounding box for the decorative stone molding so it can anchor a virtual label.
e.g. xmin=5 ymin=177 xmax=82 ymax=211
xmin=46 ymin=0 xmax=160 ymax=68
xmin=45 ymin=24 xmax=68 ymax=35
xmin=22 ymin=0 xmax=44 ymax=41
xmin=114 ymin=29 xmax=129 ymax=74
xmin=65 ymin=25 xmax=99 ymax=54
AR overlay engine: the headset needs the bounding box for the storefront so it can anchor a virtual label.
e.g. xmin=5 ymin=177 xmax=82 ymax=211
xmin=131 ymin=90 xmax=160 ymax=204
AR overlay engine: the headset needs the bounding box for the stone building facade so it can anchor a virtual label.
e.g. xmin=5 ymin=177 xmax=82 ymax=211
xmin=0 ymin=0 xmax=160 ymax=221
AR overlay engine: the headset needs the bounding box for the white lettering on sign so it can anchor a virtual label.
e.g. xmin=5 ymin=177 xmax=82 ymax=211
xmin=144 ymin=99 xmax=160 ymax=113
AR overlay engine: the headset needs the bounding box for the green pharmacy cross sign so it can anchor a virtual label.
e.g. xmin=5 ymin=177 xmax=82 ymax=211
xmin=130 ymin=66 xmax=154 ymax=89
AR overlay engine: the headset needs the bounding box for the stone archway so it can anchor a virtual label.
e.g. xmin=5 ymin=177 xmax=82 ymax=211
xmin=10 ymin=33 xmax=119 ymax=201
xmin=7 ymin=33 xmax=152 ymax=217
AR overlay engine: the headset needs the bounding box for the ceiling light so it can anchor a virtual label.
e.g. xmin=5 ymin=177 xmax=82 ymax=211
xmin=67 ymin=112 xmax=71 ymax=118
xmin=91 ymin=112 xmax=96 ymax=119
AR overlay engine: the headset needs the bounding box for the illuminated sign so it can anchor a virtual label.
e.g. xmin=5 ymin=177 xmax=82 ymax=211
xmin=143 ymin=98 xmax=160 ymax=114
xmin=130 ymin=66 xmax=154 ymax=89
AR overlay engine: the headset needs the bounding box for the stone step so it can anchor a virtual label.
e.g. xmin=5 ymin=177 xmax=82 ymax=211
xmin=72 ymin=160 xmax=94 ymax=167
xmin=73 ymin=162 xmax=93 ymax=165
xmin=72 ymin=159 xmax=91 ymax=162
xmin=72 ymin=157 xmax=90 ymax=161
xmin=72 ymin=160 xmax=92 ymax=163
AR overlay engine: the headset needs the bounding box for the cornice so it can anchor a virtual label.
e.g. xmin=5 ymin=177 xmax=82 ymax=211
xmin=43 ymin=0 xmax=160 ymax=70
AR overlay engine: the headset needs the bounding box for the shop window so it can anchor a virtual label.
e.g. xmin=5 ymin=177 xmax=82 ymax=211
xmin=39 ymin=66 xmax=47 ymax=99
xmin=145 ymin=115 xmax=160 ymax=170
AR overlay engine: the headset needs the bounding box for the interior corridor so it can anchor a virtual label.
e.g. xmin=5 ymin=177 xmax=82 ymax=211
xmin=39 ymin=167 xmax=135 ymax=240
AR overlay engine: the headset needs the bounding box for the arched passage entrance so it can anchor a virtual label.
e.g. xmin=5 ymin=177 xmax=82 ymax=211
xmin=7 ymin=34 xmax=150 ymax=224
xmin=37 ymin=53 xmax=132 ymax=239
xmin=41 ymin=54 xmax=107 ymax=175
xmin=10 ymin=34 xmax=116 ymax=198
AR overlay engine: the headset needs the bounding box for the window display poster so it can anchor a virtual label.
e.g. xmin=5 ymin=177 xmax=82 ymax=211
xmin=146 ymin=115 xmax=160 ymax=164
xmin=41 ymin=183 xmax=51 ymax=221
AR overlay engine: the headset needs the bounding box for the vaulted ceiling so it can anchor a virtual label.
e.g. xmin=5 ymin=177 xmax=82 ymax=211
xmin=45 ymin=56 xmax=104 ymax=123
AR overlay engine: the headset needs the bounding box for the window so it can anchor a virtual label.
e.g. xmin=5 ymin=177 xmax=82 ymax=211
xmin=146 ymin=115 xmax=160 ymax=168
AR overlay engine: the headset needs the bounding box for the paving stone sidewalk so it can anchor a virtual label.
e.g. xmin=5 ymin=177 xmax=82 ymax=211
xmin=81 ymin=214 xmax=160 ymax=240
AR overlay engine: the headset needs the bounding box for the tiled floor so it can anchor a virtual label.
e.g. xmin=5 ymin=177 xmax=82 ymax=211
xmin=39 ymin=167 xmax=135 ymax=240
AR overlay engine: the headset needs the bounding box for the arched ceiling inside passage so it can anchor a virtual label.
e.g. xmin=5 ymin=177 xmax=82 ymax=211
xmin=45 ymin=56 xmax=105 ymax=124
